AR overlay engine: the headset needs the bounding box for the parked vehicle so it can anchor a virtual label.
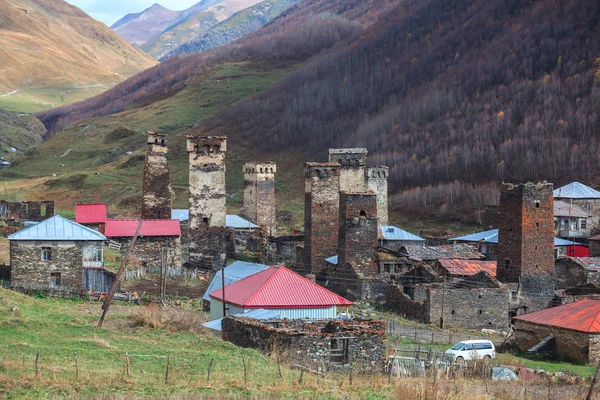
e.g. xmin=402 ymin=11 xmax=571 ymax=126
xmin=445 ymin=339 xmax=496 ymax=363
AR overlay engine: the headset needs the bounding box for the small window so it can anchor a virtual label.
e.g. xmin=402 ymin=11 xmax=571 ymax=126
xmin=451 ymin=310 xmax=455 ymax=315
xmin=582 ymin=220 xmax=587 ymax=230
xmin=50 ymin=273 xmax=61 ymax=288
xmin=329 ymin=338 xmax=349 ymax=364
xmin=535 ymin=200 xmax=540 ymax=208
xmin=478 ymin=294 xmax=482 ymax=299
xmin=479 ymin=309 xmax=483 ymax=315
xmin=41 ymin=247 xmax=52 ymax=261
xmin=40 ymin=205 xmax=47 ymax=217
xmin=359 ymin=210 xmax=367 ymax=219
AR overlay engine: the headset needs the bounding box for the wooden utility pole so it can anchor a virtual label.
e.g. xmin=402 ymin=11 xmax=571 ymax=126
xmin=98 ymin=220 xmax=144 ymax=328
xmin=586 ymin=359 xmax=600 ymax=400
xmin=439 ymin=276 xmax=446 ymax=329
xmin=221 ymin=263 xmax=226 ymax=318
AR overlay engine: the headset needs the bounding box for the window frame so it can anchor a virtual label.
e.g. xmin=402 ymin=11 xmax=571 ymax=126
xmin=41 ymin=247 xmax=52 ymax=262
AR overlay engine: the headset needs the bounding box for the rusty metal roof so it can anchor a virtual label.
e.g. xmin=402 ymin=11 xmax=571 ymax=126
xmin=438 ymin=259 xmax=497 ymax=277
xmin=209 ymin=266 xmax=353 ymax=308
xmin=514 ymin=298 xmax=600 ymax=333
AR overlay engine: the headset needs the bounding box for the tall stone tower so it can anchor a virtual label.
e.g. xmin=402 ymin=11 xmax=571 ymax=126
xmin=365 ymin=166 xmax=389 ymax=227
xmin=142 ymin=131 xmax=172 ymax=219
xmin=303 ymin=162 xmax=341 ymax=278
xmin=242 ymin=162 xmax=276 ymax=236
xmin=328 ymin=148 xmax=368 ymax=192
xmin=187 ymin=136 xmax=227 ymax=267
xmin=497 ymin=182 xmax=555 ymax=311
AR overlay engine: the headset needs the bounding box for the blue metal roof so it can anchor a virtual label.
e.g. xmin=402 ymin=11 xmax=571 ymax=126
xmin=8 ymin=215 xmax=106 ymax=241
xmin=226 ymin=215 xmax=259 ymax=229
xmin=380 ymin=225 xmax=424 ymax=242
xmin=202 ymin=308 xmax=280 ymax=331
xmin=450 ymin=229 xmax=499 ymax=244
xmin=171 ymin=209 xmax=189 ymax=222
xmin=554 ymin=182 xmax=600 ymax=199
xmin=203 ymin=260 xmax=269 ymax=301
xmin=554 ymin=238 xmax=586 ymax=246
xmin=325 ymin=255 xmax=338 ymax=265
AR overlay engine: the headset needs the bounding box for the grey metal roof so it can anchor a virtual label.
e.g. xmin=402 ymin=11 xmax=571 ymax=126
xmin=8 ymin=215 xmax=106 ymax=241
xmin=450 ymin=229 xmax=499 ymax=244
xmin=202 ymin=260 xmax=269 ymax=301
xmin=226 ymin=215 xmax=259 ymax=229
xmin=202 ymin=308 xmax=280 ymax=331
xmin=325 ymin=255 xmax=338 ymax=265
xmin=171 ymin=209 xmax=189 ymax=222
xmin=554 ymin=182 xmax=600 ymax=199
xmin=554 ymin=200 xmax=588 ymax=218
xmin=380 ymin=225 xmax=424 ymax=241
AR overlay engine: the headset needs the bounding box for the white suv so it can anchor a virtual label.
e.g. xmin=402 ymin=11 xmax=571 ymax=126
xmin=445 ymin=340 xmax=496 ymax=363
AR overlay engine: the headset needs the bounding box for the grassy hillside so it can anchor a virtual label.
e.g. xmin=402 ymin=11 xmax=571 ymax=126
xmin=162 ymin=0 xmax=300 ymax=61
xmin=140 ymin=0 xmax=263 ymax=59
xmin=0 ymin=109 xmax=45 ymax=153
xmin=0 ymin=0 xmax=157 ymax=112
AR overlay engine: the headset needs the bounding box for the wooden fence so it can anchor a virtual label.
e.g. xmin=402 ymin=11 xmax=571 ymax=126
xmin=122 ymin=266 xmax=204 ymax=281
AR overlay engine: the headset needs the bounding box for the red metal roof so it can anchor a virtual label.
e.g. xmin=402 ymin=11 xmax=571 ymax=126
xmin=209 ymin=266 xmax=353 ymax=309
xmin=104 ymin=220 xmax=181 ymax=237
xmin=75 ymin=204 xmax=107 ymax=224
xmin=514 ymin=298 xmax=600 ymax=333
xmin=438 ymin=259 xmax=497 ymax=277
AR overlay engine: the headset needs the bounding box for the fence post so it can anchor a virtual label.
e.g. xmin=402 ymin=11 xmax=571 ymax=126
xmin=165 ymin=353 xmax=171 ymax=384
xmin=431 ymin=332 xmax=434 ymax=344
xmin=207 ymin=357 xmax=214 ymax=382
xmin=349 ymin=366 xmax=353 ymax=386
xmin=125 ymin=352 xmax=131 ymax=379
xmin=277 ymin=355 xmax=283 ymax=380
xmin=242 ymin=355 xmax=247 ymax=387
xmin=298 ymin=369 xmax=304 ymax=386
xmin=74 ymin=352 xmax=79 ymax=380
xmin=35 ymin=349 xmax=40 ymax=378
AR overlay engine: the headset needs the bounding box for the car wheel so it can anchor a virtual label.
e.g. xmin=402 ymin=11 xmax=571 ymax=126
xmin=483 ymin=355 xmax=492 ymax=364
xmin=455 ymin=356 xmax=464 ymax=365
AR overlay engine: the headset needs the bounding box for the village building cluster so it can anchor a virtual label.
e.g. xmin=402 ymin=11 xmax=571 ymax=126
xmin=6 ymin=130 xmax=600 ymax=367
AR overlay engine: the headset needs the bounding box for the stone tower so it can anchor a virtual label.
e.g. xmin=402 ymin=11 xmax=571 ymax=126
xmin=365 ymin=166 xmax=389 ymax=227
xmin=242 ymin=162 xmax=276 ymax=236
xmin=303 ymin=162 xmax=341 ymax=278
xmin=328 ymin=148 xmax=368 ymax=192
xmin=497 ymin=182 xmax=555 ymax=311
xmin=333 ymin=192 xmax=380 ymax=300
xmin=187 ymin=136 xmax=227 ymax=267
xmin=142 ymin=131 xmax=172 ymax=219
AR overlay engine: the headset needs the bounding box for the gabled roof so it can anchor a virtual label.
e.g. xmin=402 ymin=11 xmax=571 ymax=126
xmin=325 ymin=255 xmax=338 ymax=265
xmin=104 ymin=220 xmax=181 ymax=237
xmin=438 ymin=259 xmax=497 ymax=277
xmin=8 ymin=215 xmax=106 ymax=241
xmin=514 ymin=298 xmax=600 ymax=333
xmin=554 ymin=200 xmax=588 ymax=218
xmin=75 ymin=204 xmax=107 ymax=224
xmin=209 ymin=266 xmax=353 ymax=308
xmin=379 ymin=226 xmax=424 ymax=241
xmin=226 ymin=215 xmax=259 ymax=229
xmin=553 ymin=182 xmax=600 ymax=199
xmin=450 ymin=229 xmax=498 ymax=243
xmin=203 ymin=261 xmax=270 ymax=301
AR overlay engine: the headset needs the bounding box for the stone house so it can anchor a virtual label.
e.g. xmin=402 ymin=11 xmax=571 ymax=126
xmin=555 ymin=257 xmax=600 ymax=289
xmin=514 ymin=299 xmax=600 ymax=364
xmin=433 ymin=259 xmax=497 ymax=280
xmin=221 ymin=316 xmax=387 ymax=373
xmin=103 ymin=219 xmax=181 ymax=269
xmin=554 ymin=182 xmax=600 ymax=237
xmin=0 ymin=200 xmax=54 ymax=221
xmin=8 ymin=215 xmax=113 ymax=292
xmin=378 ymin=225 xmax=425 ymax=251
xmin=208 ymin=266 xmax=353 ymax=321
xmin=202 ymin=260 xmax=269 ymax=309
xmin=449 ymin=229 xmax=499 ymax=260
xmin=554 ymin=200 xmax=589 ymax=240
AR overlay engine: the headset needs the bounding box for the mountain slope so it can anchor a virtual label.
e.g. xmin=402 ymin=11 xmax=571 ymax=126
xmin=0 ymin=109 xmax=44 ymax=152
xmin=110 ymin=3 xmax=182 ymax=46
xmin=0 ymin=0 xmax=157 ymax=112
xmin=162 ymin=0 xmax=299 ymax=61
xmin=140 ymin=0 xmax=264 ymax=59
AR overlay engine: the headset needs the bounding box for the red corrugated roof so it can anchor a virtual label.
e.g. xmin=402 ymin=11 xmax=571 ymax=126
xmin=104 ymin=220 xmax=181 ymax=237
xmin=438 ymin=259 xmax=497 ymax=277
xmin=209 ymin=266 xmax=353 ymax=308
xmin=514 ymin=298 xmax=600 ymax=333
xmin=75 ymin=204 xmax=107 ymax=224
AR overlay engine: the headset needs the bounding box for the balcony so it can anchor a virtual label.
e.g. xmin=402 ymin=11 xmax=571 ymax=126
xmin=558 ymin=229 xmax=587 ymax=239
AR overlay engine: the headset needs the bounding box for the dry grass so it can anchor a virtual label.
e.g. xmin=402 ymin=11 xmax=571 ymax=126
xmin=131 ymin=303 xmax=208 ymax=333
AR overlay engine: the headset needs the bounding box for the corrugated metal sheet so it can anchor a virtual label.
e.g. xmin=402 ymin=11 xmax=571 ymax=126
xmin=203 ymin=308 xmax=281 ymax=330
xmin=226 ymin=215 xmax=259 ymax=229
xmin=514 ymin=298 xmax=600 ymax=333
xmin=75 ymin=204 xmax=107 ymax=224
xmin=554 ymin=200 xmax=588 ymax=218
xmin=438 ymin=259 xmax=497 ymax=277
xmin=171 ymin=209 xmax=189 ymax=222
xmin=82 ymin=267 xmax=115 ymax=293
xmin=325 ymin=255 xmax=338 ymax=265
xmin=380 ymin=225 xmax=424 ymax=241
xmin=554 ymin=182 xmax=600 ymax=199
xmin=203 ymin=261 xmax=270 ymax=301
xmin=450 ymin=229 xmax=499 ymax=244
xmin=8 ymin=215 xmax=106 ymax=241
xmin=554 ymin=238 xmax=586 ymax=246
xmin=209 ymin=266 xmax=353 ymax=308
xmin=104 ymin=220 xmax=181 ymax=237
xmin=277 ymin=306 xmax=337 ymax=319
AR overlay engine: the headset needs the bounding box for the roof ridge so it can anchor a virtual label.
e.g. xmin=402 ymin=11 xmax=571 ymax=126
xmin=275 ymin=266 xmax=352 ymax=305
xmin=243 ymin=266 xmax=281 ymax=306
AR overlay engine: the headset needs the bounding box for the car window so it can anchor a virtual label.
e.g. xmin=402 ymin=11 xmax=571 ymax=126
xmin=475 ymin=343 xmax=492 ymax=350
xmin=463 ymin=344 xmax=473 ymax=350
xmin=450 ymin=342 xmax=465 ymax=350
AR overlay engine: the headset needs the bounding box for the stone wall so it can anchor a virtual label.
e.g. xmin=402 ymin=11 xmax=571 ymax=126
xmin=10 ymin=240 xmax=85 ymax=288
xmin=590 ymin=241 xmax=600 ymax=257
xmin=263 ymin=235 xmax=304 ymax=267
xmin=569 ymin=198 xmax=600 ymax=236
xmin=114 ymin=236 xmax=181 ymax=269
xmin=0 ymin=200 xmax=54 ymax=221
xmin=221 ymin=316 xmax=387 ymax=373
xmin=555 ymin=258 xmax=589 ymax=289
xmin=242 ymin=162 xmax=277 ymax=236
xmin=386 ymin=284 xmax=429 ymax=323
xmin=328 ymin=148 xmax=367 ymax=193
xmin=142 ymin=132 xmax=172 ymax=219
xmin=429 ymin=287 xmax=509 ymax=330
xmin=187 ymin=136 xmax=227 ymax=265
xmin=365 ymin=166 xmax=389 ymax=227
xmin=303 ymin=162 xmax=340 ymax=277
xmin=515 ymin=320 xmax=594 ymax=364
xmin=497 ymin=182 xmax=555 ymax=312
